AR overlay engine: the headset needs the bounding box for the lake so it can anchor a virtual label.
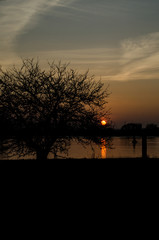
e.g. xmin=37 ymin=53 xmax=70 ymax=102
xmin=55 ymin=136 xmax=159 ymax=159
xmin=0 ymin=136 xmax=159 ymax=159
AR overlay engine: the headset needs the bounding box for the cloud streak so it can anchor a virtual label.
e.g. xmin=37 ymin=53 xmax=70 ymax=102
xmin=0 ymin=0 xmax=73 ymax=52
xmin=98 ymin=32 xmax=159 ymax=81
xmin=0 ymin=1 xmax=159 ymax=82
xmin=119 ymin=32 xmax=159 ymax=81
xmin=39 ymin=32 xmax=159 ymax=82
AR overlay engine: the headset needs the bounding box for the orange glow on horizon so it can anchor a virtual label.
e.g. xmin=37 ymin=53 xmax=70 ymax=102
xmin=101 ymin=120 xmax=107 ymax=126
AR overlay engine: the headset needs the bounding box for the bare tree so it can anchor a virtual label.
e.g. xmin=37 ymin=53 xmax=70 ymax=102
xmin=0 ymin=59 xmax=111 ymax=160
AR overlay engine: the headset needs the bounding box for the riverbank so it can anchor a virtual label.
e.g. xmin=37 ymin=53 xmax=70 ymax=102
xmin=1 ymin=157 xmax=159 ymax=160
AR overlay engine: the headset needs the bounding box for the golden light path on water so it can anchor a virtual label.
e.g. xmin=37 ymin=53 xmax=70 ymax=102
xmin=101 ymin=138 xmax=107 ymax=159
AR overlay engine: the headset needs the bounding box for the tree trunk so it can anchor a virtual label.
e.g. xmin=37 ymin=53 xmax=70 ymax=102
xmin=36 ymin=150 xmax=48 ymax=160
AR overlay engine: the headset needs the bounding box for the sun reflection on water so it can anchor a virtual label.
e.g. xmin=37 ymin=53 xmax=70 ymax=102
xmin=101 ymin=138 xmax=107 ymax=159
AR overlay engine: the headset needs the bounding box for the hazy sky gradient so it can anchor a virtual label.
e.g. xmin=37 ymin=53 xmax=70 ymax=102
xmin=0 ymin=0 xmax=159 ymax=126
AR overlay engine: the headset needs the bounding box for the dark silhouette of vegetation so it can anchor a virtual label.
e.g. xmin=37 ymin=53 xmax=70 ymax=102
xmin=0 ymin=59 xmax=111 ymax=160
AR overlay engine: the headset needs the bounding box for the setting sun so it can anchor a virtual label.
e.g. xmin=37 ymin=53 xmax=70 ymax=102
xmin=101 ymin=120 xmax=107 ymax=126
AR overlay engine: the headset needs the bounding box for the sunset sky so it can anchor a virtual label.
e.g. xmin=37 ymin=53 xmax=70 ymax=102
xmin=0 ymin=0 xmax=159 ymax=127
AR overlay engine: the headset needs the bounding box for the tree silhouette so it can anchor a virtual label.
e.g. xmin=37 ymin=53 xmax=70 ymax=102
xmin=0 ymin=59 xmax=111 ymax=160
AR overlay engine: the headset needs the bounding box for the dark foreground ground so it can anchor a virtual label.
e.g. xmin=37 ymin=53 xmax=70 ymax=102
xmin=1 ymin=157 xmax=158 ymax=160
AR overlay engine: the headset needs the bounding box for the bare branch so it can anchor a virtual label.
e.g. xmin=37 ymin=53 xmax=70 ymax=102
xmin=0 ymin=58 xmax=111 ymax=160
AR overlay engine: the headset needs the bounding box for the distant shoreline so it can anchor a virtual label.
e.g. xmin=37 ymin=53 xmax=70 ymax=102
xmin=1 ymin=157 xmax=159 ymax=161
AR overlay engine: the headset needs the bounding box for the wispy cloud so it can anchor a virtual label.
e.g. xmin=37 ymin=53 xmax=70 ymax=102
xmin=0 ymin=0 xmax=73 ymax=53
xmin=2 ymin=31 xmax=159 ymax=83
xmin=37 ymin=32 xmax=159 ymax=82
xmin=121 ymin=32 xmax=159 ymax=63
xmin=1 ymin=0 xmax=159 ymax=82
xmin=100 ymin=32 xmax=159 ymax=81
xmin=17 ymin=47 xmax=121 ymax=78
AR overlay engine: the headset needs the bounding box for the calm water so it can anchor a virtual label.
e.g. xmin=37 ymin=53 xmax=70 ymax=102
xmin=56 ymin=137 xmax=159 ymax=159
xmin=0 ymin=137 xmax=159 ymax=159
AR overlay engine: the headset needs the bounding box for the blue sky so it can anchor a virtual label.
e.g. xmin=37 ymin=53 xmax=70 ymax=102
xmin=0 ymin=0 xmax=159 ymax=126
